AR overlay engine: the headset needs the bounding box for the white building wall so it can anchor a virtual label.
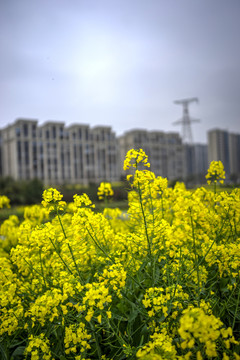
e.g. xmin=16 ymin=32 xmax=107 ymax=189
xmin=118 ymin=129 xmax=184 ymax=180
xmin=0 ymin=119 xmax=121 ymax=185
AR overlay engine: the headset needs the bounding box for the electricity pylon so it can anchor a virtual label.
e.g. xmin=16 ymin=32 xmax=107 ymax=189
xmin=173 ymin=97 xmax=200 ymax=144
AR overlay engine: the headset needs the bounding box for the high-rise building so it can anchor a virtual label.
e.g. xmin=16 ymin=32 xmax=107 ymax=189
xmin=0 ymin=119 xmax=120 ymax=185
xmin=119 ymin=129 xmax=184 ymax=180
xmin=3 ymin=120 xmax=238 ymax=186
xmin=207 ymin=129 xmax=230 ymax=174
xmin=194 ymin=143 xmax=208 ymax=176
xmin=229 ymin=133 xmax=240 ymax=177
xmin=1 ymin=118 xmax=39 ymax=181
xmin=183 ymin=143 xmax=208 ymax=183
xmin=0 ymin=129 xmax=3 ymax=177
xmin=208 ymin=128 xmax=240 ymax=178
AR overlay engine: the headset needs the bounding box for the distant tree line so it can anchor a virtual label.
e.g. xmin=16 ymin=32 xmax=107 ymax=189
xmin=59 ymin=181 xmax=129 ymax=204
xmin=0 ymin=177 xmax=44 ymax=205
xmin=0 ymin=178 xmax=129 ymax=206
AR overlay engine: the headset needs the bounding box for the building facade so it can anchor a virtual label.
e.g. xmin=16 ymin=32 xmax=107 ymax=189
xmin=208 ymin=128 xmax=240 ymax=178
xmin=119 ymin=129 xmax=184 ymax=180
xmin=5 ymin=119 xmax=239 ymax=186
xmin=0 ymin=119 xmax=120 ymax=185
xmin=229 ymin=133 xmax=240 ymax=177
xmin=207 ymin=129 xmax=230 ymax=174
xmin=183 ymin=143 xmax=208 ymax=183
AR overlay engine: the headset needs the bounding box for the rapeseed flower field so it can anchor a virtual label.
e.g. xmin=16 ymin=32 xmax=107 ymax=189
xmin=0 ymin=150 xmax=240 ymax=360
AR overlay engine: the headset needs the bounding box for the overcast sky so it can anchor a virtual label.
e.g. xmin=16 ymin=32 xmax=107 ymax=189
xmin=1 ymin=0 xmax=240 ymax=143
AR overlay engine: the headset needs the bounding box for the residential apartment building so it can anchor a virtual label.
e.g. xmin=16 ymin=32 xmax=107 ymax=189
xmin=195 ymin=144 xmax=208 ymax=174
xmin=0 ymin=130 xmax=3 ymax=177
xmin=208 ymin=129 xmax=230 ymax=174
xmin=208 ymin=128 xmax=240 ymax=178
xmin=5 ymin=119 xmax=239 ymax=186
xmin=0 ymin=119 xmax=119 ymax=185
xmin=229 ymin=133 xmax=240 ymax=177
xmin=183 ymin=143 xmax=208 ymax=182
xmin=118 ymin=129 xmax=184 ymax=180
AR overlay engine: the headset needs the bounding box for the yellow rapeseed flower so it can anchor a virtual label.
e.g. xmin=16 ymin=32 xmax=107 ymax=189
xmin=123 ymin=148 xmax=150 ymax=170
xmin=0 ymin=195 xmax=10 ymax=209
xmin=97 ymin=182 xmax=114 ymax=200
xmin=206 ymin=160 xmax=225 ymax=185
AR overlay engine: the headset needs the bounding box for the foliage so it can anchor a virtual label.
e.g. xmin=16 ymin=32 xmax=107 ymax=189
xmin=0 ymin=177 xmax=44 ymax=205
xmin=59 ymin=182 xmax=128 ymax=204
xmin=0 ymin=149 xmax=240 ymax=360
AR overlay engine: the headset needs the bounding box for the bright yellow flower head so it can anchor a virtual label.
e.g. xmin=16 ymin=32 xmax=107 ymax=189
xmin=73 ymin=193 xmax=95 ymax=208
xmin=178 ymin=306 xmax=224 ymax=357
xmin=41 ymin=188 xmax=65 ymax=213
xmin=97 ymin=182 xmax=114 ymax=200
xmin=42 ymin=188 xmax=63 ymax=205
xmin=206 ymin=160 xmax=225 ymax=185
xmin=0 ymin=195 xmax=10 ymax=209
xmin=123 ymin=148 xmax=150 ymax=171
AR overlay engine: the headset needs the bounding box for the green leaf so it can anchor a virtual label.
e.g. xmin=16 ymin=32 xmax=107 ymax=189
xmin=9 ymin=339 xmax=26 ymax=349
xmin=11 ymin=346 xmax=26 ymax=358
xmin=0 ymin=343 xmax=8 ymax=360
xmin=220 ymin=277 xmax=230 ymax=292
xmin=111 ymin=312 xmax=128 ymax=321
xmin=128 ymin=308 xmax=139 ymax=323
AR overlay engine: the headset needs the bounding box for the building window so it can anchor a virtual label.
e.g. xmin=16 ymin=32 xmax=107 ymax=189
xmin=59 ymin=127 xmax=64 ymax=139
xmin=24 ymin=141 xmax=29 ymax=165
xmin=23 ymin=124 xmax=28 ymax=137
xmin=16 ymin=128 xmax=21 ymax=137
xmin=79 ymin=145 xmax=83 ymax=178
xmin=33 ymin=141 xmax=37 ymax=175
xmin=17 ymin=141 xmax=21 ymax=163
xmin=32 ymin=124 xmax=36 ymax=138
xmin=52 ymin=126 xmax=56 ymax=139
xmin=101 ymin=130 xmax=104 ymax=141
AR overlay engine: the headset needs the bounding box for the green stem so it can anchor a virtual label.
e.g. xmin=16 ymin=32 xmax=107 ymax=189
xmin=90 ymin=323 xmax=102 ymax=359
xmin=219 ymin=278 xmax=240 ymax=318
xmin=86 ymin=224 xmax=115 ymax=264
xmin=39 ymin=247 xmax=47 ymax=289
xmin=23 ymin=256 xmax=51 ymax=286
xmin=185 ymin=212 xmax=229 ymax=281
xmin=137 ymin=180 xmax=152 ymax=260
xmin=161 ymin=195 xmax=164 ymax=219
xmin=190 ymin=210 xmax=200 ymax=305
xmin=48 ymin=236 xmax=73 ymax=275
xmin=232 ymin=280 xmax=240 ymax=330
xmin=57 ymin=212 xmax=83 ymax=281
xmin=108 ymin=318 xmax=127 ymax=346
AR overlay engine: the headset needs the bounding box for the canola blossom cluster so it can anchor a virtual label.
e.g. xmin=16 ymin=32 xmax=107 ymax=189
xmin=0 ymin=149 xmax=240 ymax=360
xmin=0 ymin=195 xmax=10 ymax=209
xmin=123 ymin=148 xmax=150 ymax=171
xmin=97 ymin=182 xmax=114 ymax=201
xmin=205 ymin=160 xmax=226 ymax=185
